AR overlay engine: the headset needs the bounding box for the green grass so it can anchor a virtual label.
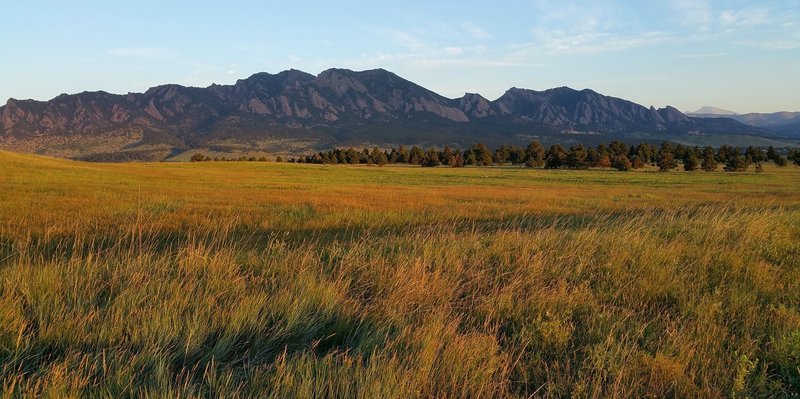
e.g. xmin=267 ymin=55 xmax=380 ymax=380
xmin=1 ymin=150 xmax=799 ymax=397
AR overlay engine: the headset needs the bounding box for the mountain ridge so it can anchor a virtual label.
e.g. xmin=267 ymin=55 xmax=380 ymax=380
xmin=687 ymin=108 xmax=800 ymax=136
xmin=1 ymin=68 xmax=791 ymax=160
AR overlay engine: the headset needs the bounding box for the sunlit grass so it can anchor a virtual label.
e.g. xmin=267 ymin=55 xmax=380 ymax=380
xmin=1 ymin=150 xmax=799 ymax=397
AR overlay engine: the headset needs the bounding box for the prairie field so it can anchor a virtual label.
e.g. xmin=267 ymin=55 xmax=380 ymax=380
xmin=1 ymin=150 xmax=799 ymax=398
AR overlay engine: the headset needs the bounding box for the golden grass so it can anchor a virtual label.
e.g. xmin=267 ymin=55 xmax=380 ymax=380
xmin=1 ymin=150 xmax=799 ymax=397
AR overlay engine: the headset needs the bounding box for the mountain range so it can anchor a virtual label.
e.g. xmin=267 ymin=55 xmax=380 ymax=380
xmin=688 ymin=107 xmax=800 ymax=137
xmin=1 ymin=68 xmax=797 ymax=161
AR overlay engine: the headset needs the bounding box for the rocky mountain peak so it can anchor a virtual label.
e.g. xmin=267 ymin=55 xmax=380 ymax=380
xmin=0 ymin=68 xmax=770 ymax=160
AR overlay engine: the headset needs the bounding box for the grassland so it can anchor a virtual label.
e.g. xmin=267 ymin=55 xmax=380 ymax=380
xmin=1 ymin=150 xmax=799 ymax=398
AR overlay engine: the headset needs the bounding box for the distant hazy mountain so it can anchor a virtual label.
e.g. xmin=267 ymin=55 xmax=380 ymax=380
xmin=0 ymin=68 xmax=782 ymax=160
xmin=690 ymin=106 xmax=739 ymax=116
xmin=688 ymin=107 xmax=800 ymax=136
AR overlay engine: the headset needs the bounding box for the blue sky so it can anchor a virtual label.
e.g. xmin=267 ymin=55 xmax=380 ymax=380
xmin=1 ymin=0 xmax=798 ymax=113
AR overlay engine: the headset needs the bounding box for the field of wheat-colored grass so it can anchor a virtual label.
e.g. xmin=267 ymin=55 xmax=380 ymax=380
xmin=1 ymin=150 xmax=799 ymax=398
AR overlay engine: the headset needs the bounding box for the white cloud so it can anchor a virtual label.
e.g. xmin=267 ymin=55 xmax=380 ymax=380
xmin=741 ymin=39 xmax=800 ymax=51
xmin=443 ymin=46 xmax=463 ymax=56
xmin=720 ymin=8 xmax=770 ymax=27
xmin=530 ymin=28 xmax=673 ymax=55
xmin=675 ymin=53 xmax=726 ymax=59
xmin=387 ymin=30 xmax=425 ymax=51
xmin=461 ymin=22 xmax=492 ymax=40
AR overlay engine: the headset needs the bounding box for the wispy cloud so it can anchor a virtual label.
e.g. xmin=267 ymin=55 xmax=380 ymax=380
xmin=719 ymin=8 xmax=770 ymax=27
xmin=532 ymin=29 xmax=673 ymax=55
xmin=740 ymin=39 xmax=800 ymax=51
xmin=107 ymin=47 xmax=177 ymax=59
xmin=670 ymin=0 xmax=713 ymax=27
xmin=675 ymin=52 xmax=726 ymax=59
xmin=461 ymin=22 xmax=492 ymax=40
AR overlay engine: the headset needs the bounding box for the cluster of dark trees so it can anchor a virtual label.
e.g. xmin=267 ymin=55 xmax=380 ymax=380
xmin=190 ymin=153 xmax=270 ymax=162
xmin=190 ymin=141 xmax=800 ymax=172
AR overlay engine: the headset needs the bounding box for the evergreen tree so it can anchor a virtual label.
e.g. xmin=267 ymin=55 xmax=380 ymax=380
xmin=611 ymin=154 xmax=632 ymax=171
xmin=544 ymin=145 xmax=566 ymax=169
xmin=746 ymin=146 xmax=765 ymax=164
xmin=422 ymin=148 xmax=441 ymax=167
xmin=360 ymin=148 xmax=371 ymax=164
xmin=630 ymin=155 xmax=645 ymax=169
xmin=674 ymin=143 xmax=688 ymax=160
xmin=395 ymin=145 xmax=410 ymax=163
xmin=565 ymin=144 xmax=588 ymax=169
xmin=766 ymin=146 xmax=779 ymax=162
xmin=451 ymin=150 xmax=465 ymax=167
xmin=509 ymin=146 xmax=526 ymax=165
xmin=774 ymin=155 xmax=788 ymax=167
xmin=724 ymin=149 xmax=748 ymax=172
xmin=789 ymin=149 xmax=800 ymax=166
xmin=701 ymin=147 xmax=717 ymax=171
xmin=659 ymin=152 xmax=677 ymax=172
xmin=464 ymin=150 xmax=477 ymax=166
xmin=717 ymin=145 xmax=734 ymax=163
xmin=660 ymin=141 xmax=675 ymax=158
xmin=370 ymin=147 xmax=388 ymax=166
xmin=346 ymin=147 xmax=360 ymax=164
xmin=524 ymin=141 xmax=546 ymax=167
xmin=609 ymin=140 xmax=628 ymax=157
xmin=441 ymin=146 xmax=456 ymax=166
xmin=683 ymin=151 xmax=700 ymax=171
xmin=470 ymin=143 xmax=494 ymax=166
xmin=586 ymin=147 xmax=600 ymax=167
xmin=493 ymin=145 xmax=510 ymax=165
xmin=597 ymin=144 xmax=610 ymax=160
xmin=409 ymin=146 xmax=425 ymax=165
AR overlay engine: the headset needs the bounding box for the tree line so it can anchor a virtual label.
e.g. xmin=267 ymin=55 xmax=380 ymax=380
xmin=191 ymin=141 xmax=800 ymax=172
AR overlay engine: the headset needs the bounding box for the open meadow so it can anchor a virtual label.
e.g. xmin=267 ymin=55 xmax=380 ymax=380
xmin=1 ymin=150 xmax=799 ymax=398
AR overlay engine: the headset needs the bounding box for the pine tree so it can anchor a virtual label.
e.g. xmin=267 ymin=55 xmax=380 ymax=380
xmin=766 ymin=146 xmax=779 ymax=162
xmin=370 ymin=147 xmax=388 ymax=166
xmin=422 ymin=148 xmax=441 ymax=167
xmin=724 ymin=150 xmax=748 ymax=172
xmin=524 ymin=141 xmax=545 ymax=167
xmin=409 ymin=146 xmax=425 ymax=165
xmin=659 ymin=152 xmax=677 ymax=172
xmin=441 ymin=146 xmax=456 ymax=166
xmin=683 ymin=152 xmax=700 ymax=171
xmin=395 ymin=145 xmax=410 ymax=164
xmin=544 ymin=145 xmax=566 ymax=169
xmin=630 ymin=155 xmax=645 ymax=169
xmin=611 ymin=154 xmax=632 ymax=171
xmin=565 ymin=144 xmax=588 ymax=169
xmin=701 ymin=147 xmax=717 ymax=171
xmin=493 ymin=146 xmax=511 ymax=165
xmin=746 ymin=146 xmax=765 ymax=163
xmin=470 ymin=143 xmax=494 ymax=166
xmin=510 ymin=146 xmax=526 ymax=165
xmin=789 ymin=149 xmax=800 ymax=166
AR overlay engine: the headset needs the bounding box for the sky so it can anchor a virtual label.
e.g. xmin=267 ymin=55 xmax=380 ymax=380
xmin=1 ymin=0 xmax=799 ymax=113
